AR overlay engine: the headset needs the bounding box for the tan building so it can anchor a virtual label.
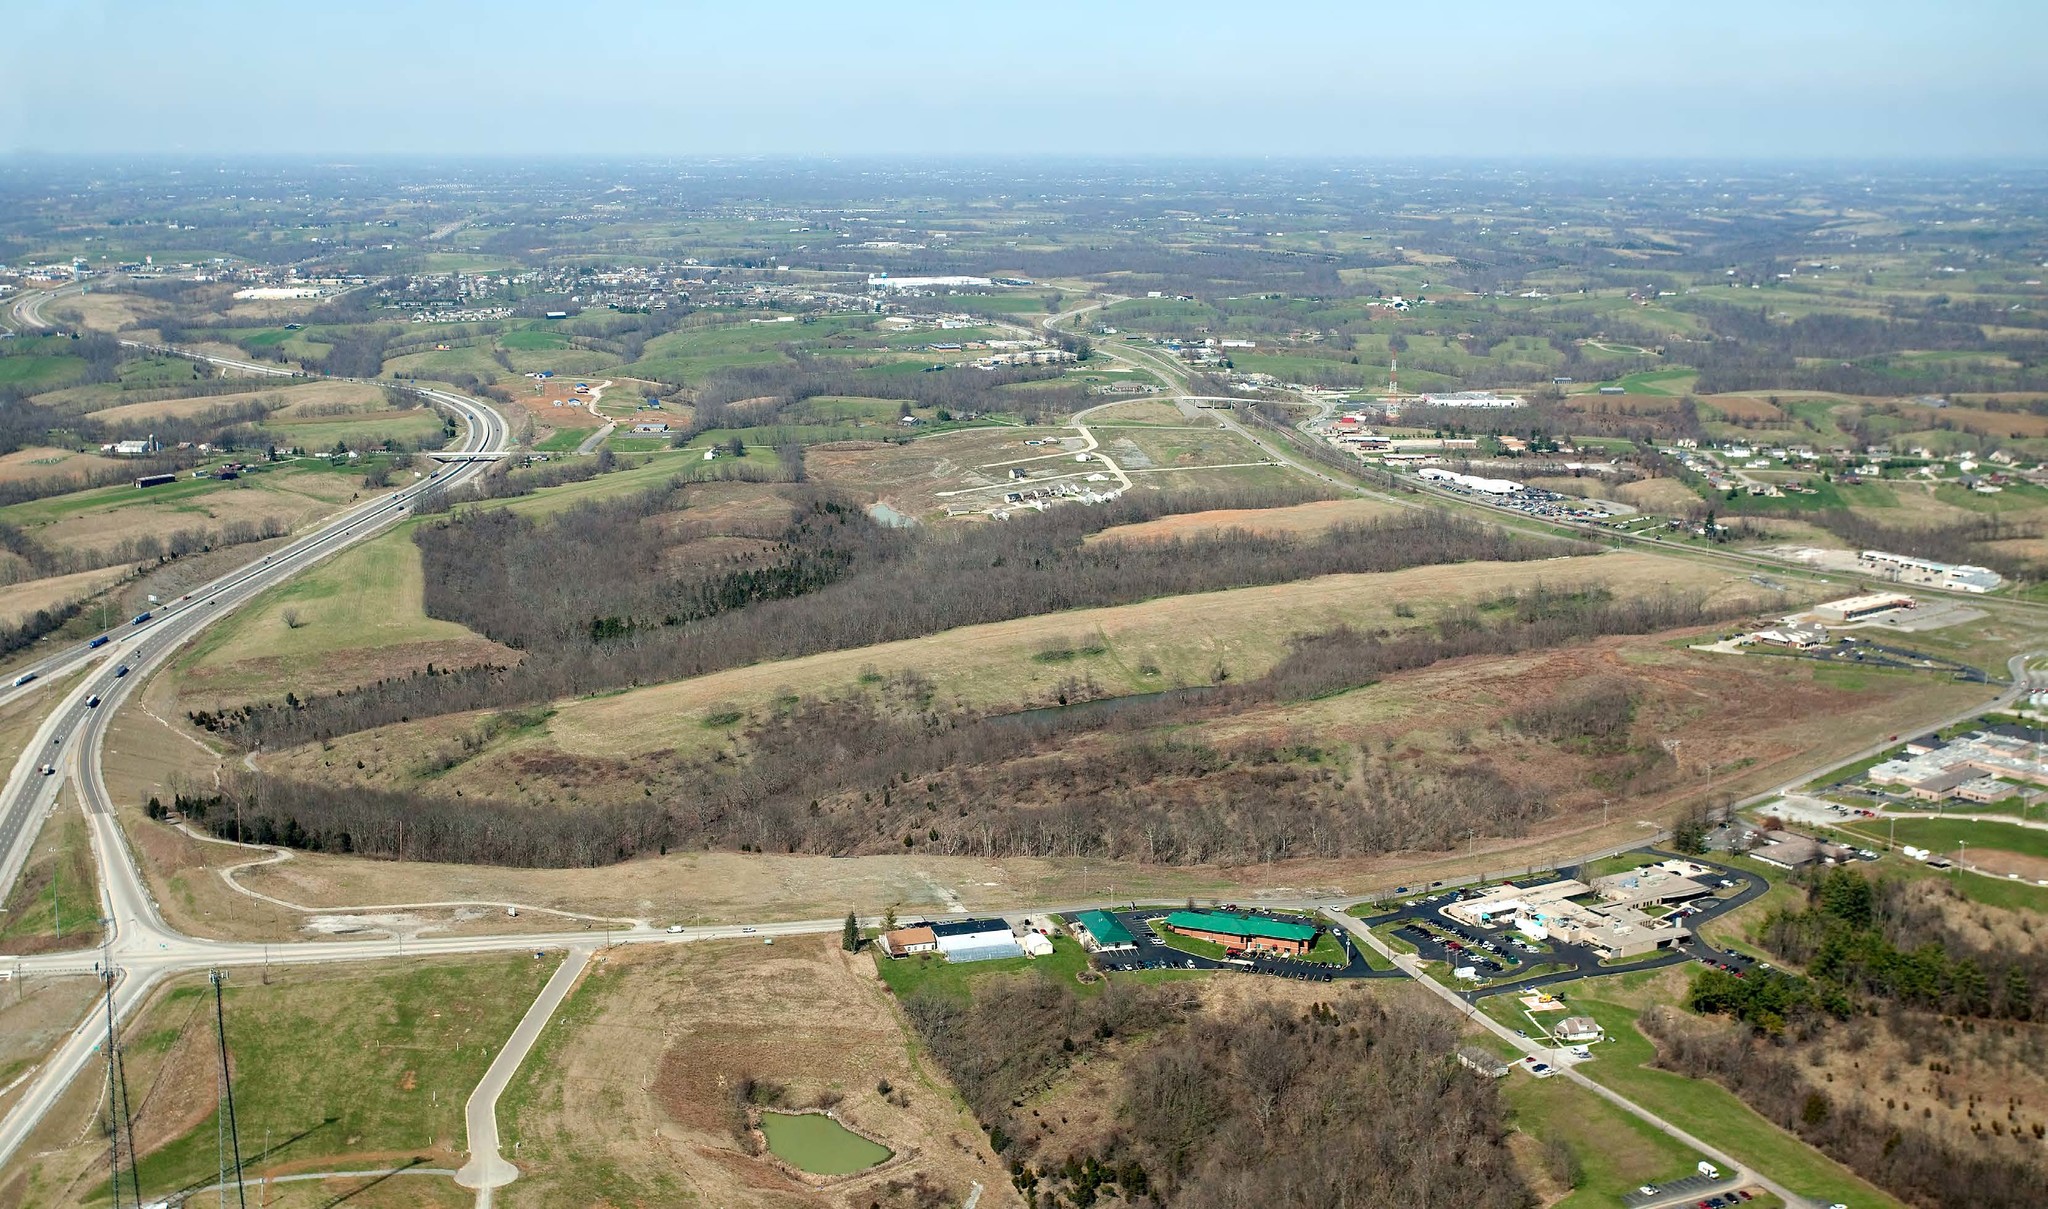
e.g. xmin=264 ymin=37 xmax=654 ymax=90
xmin=876 ymin=925 xmax=938 ymax=958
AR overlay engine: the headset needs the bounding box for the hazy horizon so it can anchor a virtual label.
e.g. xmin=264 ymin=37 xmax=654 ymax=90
xmin=6 ymin=0 xmax=2044 ymax=160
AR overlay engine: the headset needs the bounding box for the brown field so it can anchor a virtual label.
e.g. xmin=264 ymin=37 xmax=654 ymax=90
xmin=519 ymin=393 xmax=608 ymax=430
xmin=1702 ymin=395 xmax=1788 ymax=423
xmin=1616 ymin=477 xmax=1705 ymax=513
xmin=0 ymin=977 xmax=102 ymax=1125
xmin=206 ymin=635 xmax=1985 ymax=942
xmin=807 ymin=427 xmax=1081 ymax=518
xmin=45 ymin=290 xmax=169 ymax=334
xmin=1561 ymin=394 xmax=1687 ymax=416
xmin=259 ymin=551 xmax=1763 ymax=790
xmin=1079 ymin=397 xmax=1190 ymax=425
xmin=29 ymin=470 xmax=373 ymax=562
xmin=1086 ymin=497 xmax=1400 ymax=543
xmin=0 ymin=566 xmax=127 ymax=627
xmin=501 ymin=937 xmax=1018 ymax=1209
xmin=1894 ymin=402 xmax=2048 ymax=439
xmin=0 ymin=447 xmax=121 ymax=487
xmin=88 ymin=380 xmax=390 ymax=428
xmin=209 ymin=620 xmax=1996 ymax=946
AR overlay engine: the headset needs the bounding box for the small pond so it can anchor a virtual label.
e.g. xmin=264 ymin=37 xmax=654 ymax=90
xmin=759 ymin=1110 xmax=893 ymax=1174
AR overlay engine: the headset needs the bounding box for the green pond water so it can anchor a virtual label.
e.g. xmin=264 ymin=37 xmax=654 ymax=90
xmin=759 ymin=1110 xmax=893 ymax=1174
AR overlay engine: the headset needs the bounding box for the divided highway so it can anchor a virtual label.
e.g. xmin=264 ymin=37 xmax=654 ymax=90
xmin=0 ymin=285 xmax=1972 ymax=1207
xmin=0 ymin=289 xmax=513 ymax=1174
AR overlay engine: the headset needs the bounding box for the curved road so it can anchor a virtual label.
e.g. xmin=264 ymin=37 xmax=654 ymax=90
xmin=0 ymin=284 xmax=2027 ymax=1208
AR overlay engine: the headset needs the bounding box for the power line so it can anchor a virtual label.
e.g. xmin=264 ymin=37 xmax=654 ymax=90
xmin=101 ymin=967 xmax=141 ymax=1209
xmin=211 ymin=969 xmax=247 ymax=1209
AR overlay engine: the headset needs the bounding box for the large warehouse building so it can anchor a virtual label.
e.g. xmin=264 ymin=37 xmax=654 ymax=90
xmin=1163 ymin=910 xmax=1319 ymax=957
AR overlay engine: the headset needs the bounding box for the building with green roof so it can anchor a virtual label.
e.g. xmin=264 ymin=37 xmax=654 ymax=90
xmin=1071 ymin=909 xmax=1137 ymax=951
xmin=1164 ymin=910 xmax=1319 ymax=956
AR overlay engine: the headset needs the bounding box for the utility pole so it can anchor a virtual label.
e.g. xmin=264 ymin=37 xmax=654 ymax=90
xmin=211 ymin=968 xmax=248 ymax=1209
xmin=102 ymin=967 xmax=141 ymax=1209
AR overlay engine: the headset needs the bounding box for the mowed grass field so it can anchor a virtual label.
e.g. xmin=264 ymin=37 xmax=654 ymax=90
xmin=174 ymin=520 xmax=515 ymax=707
xmin=1500 ymin=1065 xmax=1707 ymax=1207
xmin=12 ymin=955 xmax=557 ymax=1206
xmin=1561 ymin=974 xmax=1909 ymax=1209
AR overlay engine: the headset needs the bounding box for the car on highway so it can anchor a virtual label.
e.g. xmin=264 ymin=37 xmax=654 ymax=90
xmin=666 ymin=924 xmax=684 ymax=933
xmin=88 ymin=635 xmax=110 ymax=649
xmin=38 ymin=764 xmax=55 ymax=776
xmin=741 ymin=926 xmax=757 ymax=934
xmin=114 ymin=666 xmax=129 ymax=679
xmin=85 ymin=695 xmax=101 ymax=708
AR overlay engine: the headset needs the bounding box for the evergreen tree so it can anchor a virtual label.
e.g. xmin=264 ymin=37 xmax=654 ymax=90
xmin=842 ymin=911 xmax=860 ymax=952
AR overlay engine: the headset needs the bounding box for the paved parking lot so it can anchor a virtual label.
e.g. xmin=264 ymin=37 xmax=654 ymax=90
xmin=1620 ymin=1173 xmax=1749 ymax=1208
xmin=1087 ymin=907 xmax=1398 ymax=982
xmin=1353 ymin=850 xmax=1770 ymax=1003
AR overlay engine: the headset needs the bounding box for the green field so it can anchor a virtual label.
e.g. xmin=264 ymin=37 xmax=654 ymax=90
xmin=179 ymin=519 xmax=483 ymax=674
xmin=1503 ymin=1069 xmax=1704 ymax=1207
xmin=0 ymin=804 xmax=99 ymax=954
xmin=872 ymin=934 xmax=1095 ymax=1001
xmin=0 ymin=354 xmax=86 ymax=391
xmin=536 ymin=427 xmax=591 ymax=452
xmin=1843 ymin=816 xmax=2048 ymax=861
xmin=500 ymin=328 xmax=571 ymax=351
xmin=130 ymin=954 xmax=556 ymax=1196
xmin=1566 ymin=988 xmax=1907 ymax=1209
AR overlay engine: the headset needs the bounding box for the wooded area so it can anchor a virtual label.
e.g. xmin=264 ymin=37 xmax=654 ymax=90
xmin=904 ymin=974 xmax=1528 ymax=1209
xmin=202 ymin=491 xmax=1571 ymax=748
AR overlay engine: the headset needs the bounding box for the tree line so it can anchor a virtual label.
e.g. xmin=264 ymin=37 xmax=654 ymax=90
xmin=194 ymin=580 xmax=1724 ymax=869
xmin=204 ymin=492 xmax=1564 ymax=748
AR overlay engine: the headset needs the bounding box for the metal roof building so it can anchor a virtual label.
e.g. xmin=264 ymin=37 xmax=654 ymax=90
xmin=1071 ymin=909 xmax=1137 ymax=951
xmin=1164 ymin=910 xmax=1319 ymax=956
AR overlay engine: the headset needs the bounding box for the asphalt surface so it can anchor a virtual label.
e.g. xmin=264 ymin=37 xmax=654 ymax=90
xmin=457 ymin=946 xmax=592 ymax=1206
xmin=1350 ymin=850 xmax=1772 ymax=1004
xmin=0 ymin=285 xmax=515 ymax=1176
xmin=1086 ymin=905 xmax=1396 ymax=982
xmin=0 ymin=284 xmax=2030 ymax=1205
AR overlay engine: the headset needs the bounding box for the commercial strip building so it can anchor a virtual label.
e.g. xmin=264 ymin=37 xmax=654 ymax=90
xmin=1163 ymin=910 xmax=1319 ymax=957
xmin=1417 ymin=466 xmax=1525 ymax=496
xmin=1858 ymin=550 xmax=2003 ymax=594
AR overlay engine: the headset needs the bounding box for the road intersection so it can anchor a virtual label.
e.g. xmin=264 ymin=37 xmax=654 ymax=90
xmin=0 ymin=286 xmax=2030 ymax=1207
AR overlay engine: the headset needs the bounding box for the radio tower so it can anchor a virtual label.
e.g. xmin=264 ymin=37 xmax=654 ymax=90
xmin=211 ymin=969 xmax=248 ymax=1209
xmin=101 ymin=969 xmax=142 ymax=1209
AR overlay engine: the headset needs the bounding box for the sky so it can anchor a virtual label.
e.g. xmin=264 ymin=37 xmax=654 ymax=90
xmin=5 ymin=0 xmax=2046 ymax=159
